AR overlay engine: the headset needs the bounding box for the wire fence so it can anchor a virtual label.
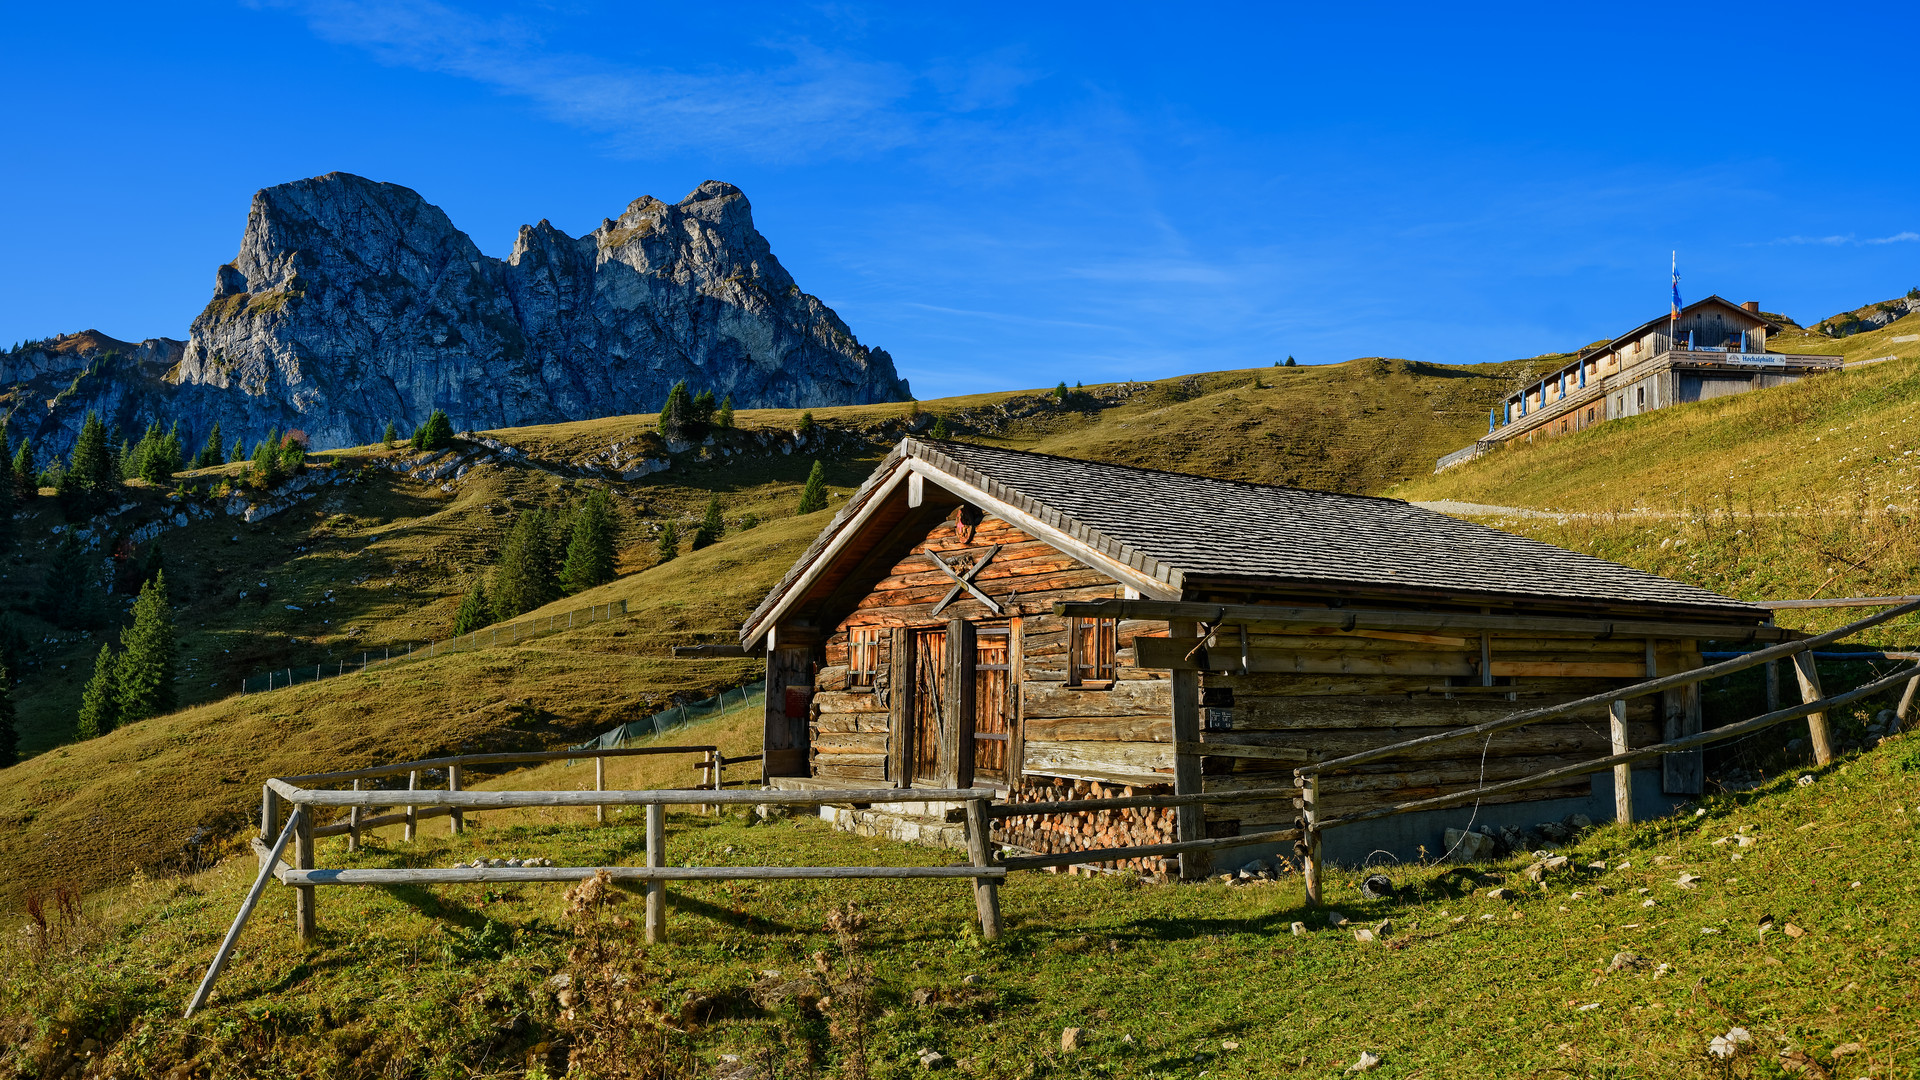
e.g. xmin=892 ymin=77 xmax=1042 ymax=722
xmin=238 ymin=599 xmax=631 ymax=695
xmin=570 ymin=680 xmax=766 ymax=754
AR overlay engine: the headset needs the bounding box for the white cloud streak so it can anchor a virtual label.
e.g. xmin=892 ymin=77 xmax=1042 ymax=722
xmin=1770 ymin=231 xmax=1919 ymax=246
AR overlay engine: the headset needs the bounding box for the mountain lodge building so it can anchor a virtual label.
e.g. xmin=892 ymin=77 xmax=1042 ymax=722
xmin=1436 ymin=296 xmax=1842 ymax=471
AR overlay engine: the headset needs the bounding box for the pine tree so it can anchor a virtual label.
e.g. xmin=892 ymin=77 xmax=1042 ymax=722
xmin=10 ymin=442 xmax=33 ymax=502
xmin=117 ymin=571 xmax=177 ymax=723
xmin=40 ymin=533 xmax=91 ymax=626
xmin=164 ymin=421 xmax=185 ymax=473
xmin=416 ymin=410 xmax=454 ymax=450
xmin=0 ymin=662 xmax=14 ymax=767
xmin=559 ymin=491 xmax=616 ymax=593
xmin=196 ymin=421 xmax=225 ymax=468
xmin=797 ymin=459 xmax=829 ymax=514
xmin=716 ymin=396 xmax=734 ymax=429
xmin=76 ymin=645 xmax=119 ymax=739
xmin=250 ymin=429 xmax=285 ymax=489
xmin=1285 ymin=356 xmax=1297 ymax=367
xmin=655 ymin=520 xmax=680 ymax=563
xmin=490 ymin=509 xmax=559 ymax=619
xmin=798 ymin=410 xmax=817 ymax=436
xmin=691 ymin=389 xmax=716 ymax=427
xmin=138 ymin=420 xmax=174 ymax=484
xmin=383 ymin=421 xmax=397 ymax=448
xmin=691 ymin=494 xmax=724 ymax=550
xmin=140 ymin=540 xmax=165 ymax=585
xmin=657 ymin=380 xmax=694 ymax=439
xmin=453 ymin=577 xmax=491 ymax=635
xmin=929 ymin=415 xmax=951 ymax=439
xmin=69 ymin=411 xmax=112 ymax=492
xmin=229 ymin=435 xmax=244 ymax=463
xmin=1053 ymin=381 xmax=1069 ymax=402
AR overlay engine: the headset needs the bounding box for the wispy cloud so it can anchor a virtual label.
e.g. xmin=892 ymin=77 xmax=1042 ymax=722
xmin=279 ymin=0 xmax=1054 ymax=163
xmin=1769 ymin=231 xmax=1919 ymax=246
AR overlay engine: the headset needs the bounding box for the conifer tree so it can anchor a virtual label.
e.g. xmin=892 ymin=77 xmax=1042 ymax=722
xmin=930 ymin=416 xmax=951 ymax=439
xmin=691 ymin=494 xmax=725 ymax=550
xmin=40 ymin=533 xmax=92 ymax=626
xmin=798 ymin=410 xmax=817 ymax=436
xmin=797 ymin=459 xmax=829 ymax=514
xmin=10 ymin=442 xmax=32 ymax=502
xmin=691 ymin=389 xmax=716 ymax=426
xmin=229 ymin=435 xmax=244 ymax=463
xmin=453 ymin=577 xmax=491 ymax=635
xmin=196 ymin=421 xmax=225 ymax=468
xmin=559 ymin=491 xmax=616 ymax=593
xmin=657 ymin=380 xmax=694 ymax=439
xmin=1053 ymin=381 xmax=1069 ymax=402
xmin=69 ymin=411 xmax=112 ymax=492
xmin=655 ymin=520 xmax=680 ymax=563
xmin=116 ymin=571 xmax=176 ymax=723
xmin=383 ymin=421 xmax=397 ymax=448
xmin=76 ymin=645 xmax=119 ymax=739
xmin=716 ymin=396 xmax=734 ymax=429
xmin=490 ymin=509 xmax=559 ymax=619
xmin=140 ymin=540 xmax=165 ymax=585
xmin=250 ymin=429 xmax=285 ymax=488
xmin=1285 ymin=356 xmax=1297 ymax=367
xmin=0 ymin=663 xmax=14 ymax=767
xmin=415 ymin=410 xmax=454 ymax=450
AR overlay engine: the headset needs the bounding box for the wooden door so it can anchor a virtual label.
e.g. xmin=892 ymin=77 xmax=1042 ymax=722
xmin=912 ymin=628 xmax=947 ymax=783
xmin=972 ymin=627 xmax=1013 ymax=783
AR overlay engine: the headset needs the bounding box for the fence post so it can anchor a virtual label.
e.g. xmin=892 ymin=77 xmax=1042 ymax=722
xmin=405 ymin=770 xmax=418 ymax=841
xmin=595 ymin=756 xmax=606 ymax=824
xmin=449 ymin=763 xmax=465 ymax=835
xmin=1168 ymin=619 xmax=1207 ymax=879
xmin=347 ymin=779 xmax=362 ymax=853
xmin=964 ymin=794 xmax=1003 ymax=940
xmin=294 ymin=804 xmax=316 ymax=942
xmin=1301 ymin=774 xmax=1323 ymax=906
xmin=260 ymin=784 xmax=280 ymax=844
xmin=1791 ymin=653 xmax=1835 ymax=765
xmin=1897 ymin=673 xmax=1920 ymax=733
xmin=1610 ymin=699 xmax=1633 ymax=824
xmin=1764 ymin=660 xmax=1780 ymax=712
xmin=645 ymin=803 xmax=666 ymax=944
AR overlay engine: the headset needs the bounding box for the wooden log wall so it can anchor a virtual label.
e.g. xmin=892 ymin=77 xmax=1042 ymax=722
xmin=996 ymin=777 xmax=1175 ymax=875
xmin=1183 ymin=622 xmax=1704 ymax=832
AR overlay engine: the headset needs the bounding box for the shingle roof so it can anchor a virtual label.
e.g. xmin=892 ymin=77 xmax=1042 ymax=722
xmin=742 ymin=438 xmax=1766 ymax=641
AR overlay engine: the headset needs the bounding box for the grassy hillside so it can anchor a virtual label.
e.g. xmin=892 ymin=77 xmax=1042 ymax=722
xmin=4 ymin=717 xmax=1915 ymax=1078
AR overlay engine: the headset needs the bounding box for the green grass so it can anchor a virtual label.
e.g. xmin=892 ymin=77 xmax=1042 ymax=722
xmin=5 ymin=726 xmax=1917 ymax=1078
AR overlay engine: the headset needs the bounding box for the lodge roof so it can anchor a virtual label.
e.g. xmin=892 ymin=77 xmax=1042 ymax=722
xmin=1580 ymin=294 xmax=1777 ymax=362
xmin=740 ymin=438 xmax=1767 ymax=644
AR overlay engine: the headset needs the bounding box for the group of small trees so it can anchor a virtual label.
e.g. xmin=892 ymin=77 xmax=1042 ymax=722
xmin=245 ymin=429 xmax=308 ymax=489
xmin=75 ymin=572 xmax=176 ymax=740
xmin=455 ymin=491 xmax=620 ymax=633
xmin=657 ymin=382 xmax=734 ymax=441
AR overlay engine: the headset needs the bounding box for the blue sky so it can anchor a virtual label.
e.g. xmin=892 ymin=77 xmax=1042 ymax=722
xmin=2 ymin=2 xmax=1915 ymax=399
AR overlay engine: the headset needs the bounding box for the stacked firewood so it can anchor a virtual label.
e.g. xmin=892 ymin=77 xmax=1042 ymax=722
xmin=996 ymin=777 xmax=1174 ymax=874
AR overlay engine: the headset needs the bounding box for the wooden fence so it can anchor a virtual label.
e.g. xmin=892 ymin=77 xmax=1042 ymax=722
xmin=1289 ymin=597 xmax=1920 ymax=905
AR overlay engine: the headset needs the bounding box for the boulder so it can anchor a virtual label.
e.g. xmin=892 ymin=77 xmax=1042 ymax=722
xmin=1444 ymin=827 xmax=1496 ymax=862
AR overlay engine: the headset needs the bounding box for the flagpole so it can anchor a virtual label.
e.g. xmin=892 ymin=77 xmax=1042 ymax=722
xmin=1669 ymin=250 xmax=1677 ymax=354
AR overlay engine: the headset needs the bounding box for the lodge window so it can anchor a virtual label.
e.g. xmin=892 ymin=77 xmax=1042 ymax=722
xmin=1068 ymin=617 xmax=1117 ymax=687
xmin=1586 ymin=407 xmax=1595 ymax=423
xmin=849 ymin=627 xmax=881 ymax=687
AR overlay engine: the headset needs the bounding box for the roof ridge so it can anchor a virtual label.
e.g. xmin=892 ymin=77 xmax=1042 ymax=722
xmin=905 ymin=437 xmax=1414 ymax=507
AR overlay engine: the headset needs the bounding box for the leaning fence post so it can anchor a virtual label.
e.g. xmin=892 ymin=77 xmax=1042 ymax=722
xmin=185 ymin=806 xmax=303 ymax=1018
xmin=1301 ymin=774 xmax=1323 ymax=906
xmin=347 ymin=779 xmax=362 ymax=853
xmin=1791 ymin=652 xmax=1835 ymax=765
xmin=1897 ymin=673 xmax=1920 ymax=733
xmin=1610 ymin=699 xmax=1633 ymax=824
xmin=964 ymin=794 xmax=1003 ymax=939
xmin=645 ymin=802 xmax=667 ymax=944
xmin=405 ymin=770 xmax=419 ymax=841
xmin=595 ymin=755 xmax=606 ymax=824
xmin=294 ymin=803 xmax=317 ymax=942
xmin=449 ymin=763 xmax=465 ymax=835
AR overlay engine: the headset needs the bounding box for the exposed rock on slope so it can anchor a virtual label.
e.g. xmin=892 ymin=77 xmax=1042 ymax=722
xmin=3 ymin=175 xmax=907 ymax=456
xmin=177 ymin=174 xmax=908 ymax=448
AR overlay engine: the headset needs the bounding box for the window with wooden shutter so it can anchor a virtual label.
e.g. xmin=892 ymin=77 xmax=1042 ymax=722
xmin=1068 ymin=617 xmax=1117 ymax=687
xmin=849 ymin=627 xmax=881 ymax=687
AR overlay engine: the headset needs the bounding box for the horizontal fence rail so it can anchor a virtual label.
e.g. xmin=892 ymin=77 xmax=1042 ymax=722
xmin=1286 ymin=597 xmax=1920 ymax=906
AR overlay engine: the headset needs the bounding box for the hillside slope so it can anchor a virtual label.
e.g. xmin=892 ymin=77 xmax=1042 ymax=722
xmin=4 ymin=721 xmax=1916 ymax=1078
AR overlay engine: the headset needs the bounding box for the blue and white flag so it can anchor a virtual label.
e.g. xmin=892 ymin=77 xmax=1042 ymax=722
xmin=1671 ymin=252 xmax=1682 ymax=319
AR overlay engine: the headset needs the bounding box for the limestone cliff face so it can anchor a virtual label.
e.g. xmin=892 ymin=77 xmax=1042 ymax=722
xmin=170 ymin=173 xmax=906 ymax=448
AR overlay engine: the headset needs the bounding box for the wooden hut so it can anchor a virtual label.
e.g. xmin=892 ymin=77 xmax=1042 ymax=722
xmin=740 ymin=438 xmax=1787 ymax=873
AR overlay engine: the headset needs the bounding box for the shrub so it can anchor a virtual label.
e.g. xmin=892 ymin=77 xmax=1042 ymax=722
xmin=798 ymin=410 xmax=817 ymax=436
xmin=929 ymin=416 xmax=951 ymax=439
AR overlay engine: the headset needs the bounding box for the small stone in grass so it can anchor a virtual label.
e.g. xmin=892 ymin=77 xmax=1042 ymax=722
xmin=1327 ymin=911 xmax=1349 ymax=927
xmin=1221 ymin=1040 xmax=1239 ymax=1050
xmin=1061 ymin=1027 xmax=1084 ymax=1053
xmin=1784 ymin=923 xmax=1806 ymax=938
xmin=1353 ymin=928 xmax=1375 ymax=943
xmin=1607 ymin=952 xmax=1645 ymax=972
xmin=1487 ymin=888 xmax=1517 ymax=900
xmin=1290 ymin=922 xmax=1308 ymax=936
xmin=1345 ymin=1050 xmax=1382 ymax=1073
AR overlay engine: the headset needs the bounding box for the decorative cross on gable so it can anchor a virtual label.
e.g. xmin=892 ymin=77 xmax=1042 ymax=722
xmin=928 ymin=544 xmax=1003 ymax=615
